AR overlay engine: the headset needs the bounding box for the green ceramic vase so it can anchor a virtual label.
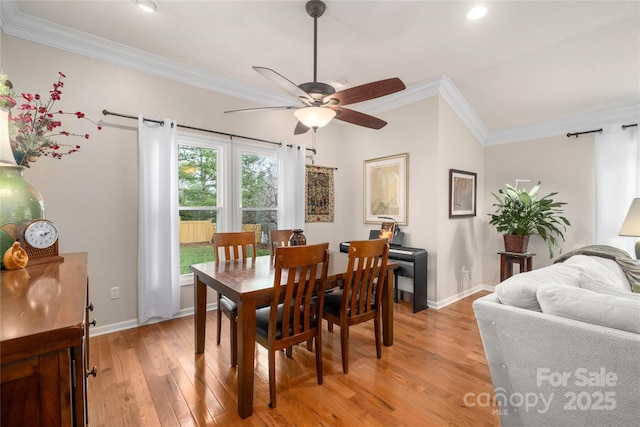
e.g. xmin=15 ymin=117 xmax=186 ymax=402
xmin=0 ymin=165 xmax=46 ymax=266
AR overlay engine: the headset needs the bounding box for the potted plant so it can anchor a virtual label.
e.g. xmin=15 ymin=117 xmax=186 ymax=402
xmin=489 ymin=181 xmax=570 ymax=258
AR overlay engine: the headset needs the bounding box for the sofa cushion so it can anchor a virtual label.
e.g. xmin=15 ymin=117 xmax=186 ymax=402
xmin=563 ymin=254 xmax=629 ymax=290
xmin=495 ymin=263 xmax=582 ymax=311
xmin=537 ymin=285 xmax=640 ymax=334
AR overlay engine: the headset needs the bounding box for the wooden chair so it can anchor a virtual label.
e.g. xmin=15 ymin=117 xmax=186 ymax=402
xmin=269 ymin=229 xmax=293 ymax=258
xmin=254 ymin=243 xmax=330 ymax=408
xmin=320 ymin=239 xmax=389 ymax=374
xmin=213 ymin=231 xmax=256 ymax=367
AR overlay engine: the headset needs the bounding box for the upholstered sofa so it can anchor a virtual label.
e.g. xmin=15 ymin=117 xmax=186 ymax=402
xmin=473 ymin=246 xmax=640 ymax=427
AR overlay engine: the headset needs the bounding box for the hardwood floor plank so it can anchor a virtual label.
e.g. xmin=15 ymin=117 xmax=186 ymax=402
xmin=87 ymin=291 xmax=500 ymax=426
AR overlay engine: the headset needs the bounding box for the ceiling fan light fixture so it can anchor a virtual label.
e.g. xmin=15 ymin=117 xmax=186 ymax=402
xmin=294 ymin=107 xmax=336 ymax=129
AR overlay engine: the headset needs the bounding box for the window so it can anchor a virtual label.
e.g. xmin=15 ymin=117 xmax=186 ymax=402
xmin=237 ymin=149 xmax=278 ymax=249
xmin=178 ymin=136 xmax=279 ymax=276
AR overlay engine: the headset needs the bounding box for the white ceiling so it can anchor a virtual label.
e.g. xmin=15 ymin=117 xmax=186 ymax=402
xmin=2 ymin=0 xmax=639 ymax=143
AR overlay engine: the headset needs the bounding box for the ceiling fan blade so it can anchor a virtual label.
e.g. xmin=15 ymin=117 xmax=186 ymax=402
xmin=324 ymin=78 xmax=406 ymax=106
xmin=333 ymin=107 xmax=388 ymax=130
xmin=224 ymin=106 xmax=298 ymax=114
xmin=253 ymin=66 xmax=313 ymax=104
xmin=294 ymin=121 xmax=311 ymax=135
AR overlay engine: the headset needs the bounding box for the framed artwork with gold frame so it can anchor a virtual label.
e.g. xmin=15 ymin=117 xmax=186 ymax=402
xmin=363 ymin=153 xmax=408 ymax=225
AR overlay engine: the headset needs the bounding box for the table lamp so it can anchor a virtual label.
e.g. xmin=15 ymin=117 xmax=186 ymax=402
xmin=619 ymin=198 xmax=640 ymax=259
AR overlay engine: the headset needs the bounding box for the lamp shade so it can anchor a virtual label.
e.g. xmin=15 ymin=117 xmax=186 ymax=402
xmin=619 ymin=198 xmax=640 ymax=237
xmin=294 ymin=107 xmax=336 ymax=129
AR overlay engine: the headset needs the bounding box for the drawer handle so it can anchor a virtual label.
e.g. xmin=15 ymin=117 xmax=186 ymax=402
xmin=87 ymin=366 xmax=98 ymax=378
xmin=87 ymin=302 xmax=94 ymax=311
xmin=89 ymin=319 xmax=97 ymax=327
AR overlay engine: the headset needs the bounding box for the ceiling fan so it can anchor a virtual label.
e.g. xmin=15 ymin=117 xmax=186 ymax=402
xmin=224 ymin=0 xmax=406 ymax=135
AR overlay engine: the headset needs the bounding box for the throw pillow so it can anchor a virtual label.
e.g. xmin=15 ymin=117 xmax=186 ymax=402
xmin=564 ymin=255 xmax=628 ymax=290
xmin=495 ymin=263 xmax=582 ymax=311
xmin=537 ymin=285 xmax=640 ymax=334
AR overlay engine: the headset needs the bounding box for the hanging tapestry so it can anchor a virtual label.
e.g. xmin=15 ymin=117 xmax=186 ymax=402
xmin=305 ymin=165 xmax=335 ymax=223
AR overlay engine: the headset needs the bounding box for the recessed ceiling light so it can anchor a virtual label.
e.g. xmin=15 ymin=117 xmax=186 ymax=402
xmin=466 ymin=6 xmax=487 ymax=20
xmin=136 ymin=0 xmax=157 ymax=13
xmin=332 ymin=77 xmax=350 ymax=88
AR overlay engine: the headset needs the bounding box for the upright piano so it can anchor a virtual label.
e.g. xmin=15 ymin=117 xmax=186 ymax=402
xmin=339 ymin=241 xmax=428 ymax=313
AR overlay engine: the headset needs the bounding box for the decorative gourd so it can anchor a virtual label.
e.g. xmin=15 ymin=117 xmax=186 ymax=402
xmin=3 ymin=241 xmax=29 ymax=270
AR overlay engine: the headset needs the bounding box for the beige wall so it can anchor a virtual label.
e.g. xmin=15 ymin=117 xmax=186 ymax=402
xmin=436 ymin=97 xmax=485 ymax=304
xmin=2 ymin=36 xmax=312 ymax=327
xmin=2 ymin=34 xmax=599 ymax=331
xmin=482 ymin=134 xmax=595 ymax=285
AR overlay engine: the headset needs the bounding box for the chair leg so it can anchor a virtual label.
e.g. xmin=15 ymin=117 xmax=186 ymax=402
xmin=340 ymin=324 xmax=349 ymax=374
xmin=306 ymin=339 xmax=313 ymax=351
xmin=374 ymin=313 xmax=382 ymax=359
xmin=286 ymin=346 xmax=292 ymax=357
xmin=268 ymin=348 xmax=277 ymax=408
xmin=230 ymin=316 xmax=238 ymax=367
xmin=315 ymin=333 xmax=323 ymax=385
xmin=327 ymin=320 xmax=333 ymax=332
xmin=216 ymin=294 xmax=222 ymax=345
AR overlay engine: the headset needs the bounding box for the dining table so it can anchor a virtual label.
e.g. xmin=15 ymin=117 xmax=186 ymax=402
xmin=192 ymin=250 xmax=397 ymax=419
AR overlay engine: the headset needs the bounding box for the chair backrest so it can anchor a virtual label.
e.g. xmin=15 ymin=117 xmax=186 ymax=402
xmin=269 ymin=229 xmax=293 ymax=258
xmin=342 ymin=239 xmax=390 ymax=319
xmin=271 ymin=243 xmax=330 ymax=343
xmin=213 ymin=231 xmax=256 ymax=261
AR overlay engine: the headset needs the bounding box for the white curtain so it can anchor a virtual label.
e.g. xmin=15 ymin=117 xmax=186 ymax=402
xmin=277 ymin=143 xmax=306 ymax=229
xmin=137 ymin=115 xmax=180 ymax=324
xmin=594 ymin=123 xmax=640 ymax=256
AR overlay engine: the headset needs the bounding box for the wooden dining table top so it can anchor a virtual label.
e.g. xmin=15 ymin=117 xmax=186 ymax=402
xmin=190 ymin=250 xmax=393 ymax=299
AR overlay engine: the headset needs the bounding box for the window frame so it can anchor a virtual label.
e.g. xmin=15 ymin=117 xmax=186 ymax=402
xmin=177 ymin=134 xmax=279 ymax=285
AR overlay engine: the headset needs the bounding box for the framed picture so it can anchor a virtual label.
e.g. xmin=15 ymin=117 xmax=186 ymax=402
xmin=449 ymin=169 xmax=477 ymax=218
xmin=364 ymin=153 xmax=408 ymax=225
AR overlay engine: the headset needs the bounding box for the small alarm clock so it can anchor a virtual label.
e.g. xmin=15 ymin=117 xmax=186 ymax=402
xmin=16 ymin=219 xmax=64 ymax=266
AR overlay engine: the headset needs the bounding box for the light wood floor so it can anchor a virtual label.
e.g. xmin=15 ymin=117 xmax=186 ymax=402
xmin=87 ymin=291 xmax=500 ymax=426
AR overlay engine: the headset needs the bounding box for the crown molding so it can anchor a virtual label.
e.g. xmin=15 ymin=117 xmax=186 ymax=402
xmin=485 ymin=104 xmax=640 ymax=146
xmin=2 ymin=0 xmax=636 ymax=146
xmin=0 ymin=1 xmax=293 ymax=107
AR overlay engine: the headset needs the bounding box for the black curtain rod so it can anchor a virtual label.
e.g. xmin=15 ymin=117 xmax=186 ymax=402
xmin=566 ymin=128 xmax=603 ymax=138
xmin=102 ymin=110 xmax=316 ymax=154
xmin=622 ymin=123 xmax=638 ymax=130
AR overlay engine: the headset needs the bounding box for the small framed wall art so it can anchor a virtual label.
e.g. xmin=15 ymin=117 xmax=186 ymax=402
xmin=449 ymin=169 xmax=477 ymax=218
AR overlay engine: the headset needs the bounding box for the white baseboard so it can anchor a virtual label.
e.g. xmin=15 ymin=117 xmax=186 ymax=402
xmin=89 ymin=302 xmax=217 ymax=337
xmin=426 ymin=284 xmax=495 ymax=310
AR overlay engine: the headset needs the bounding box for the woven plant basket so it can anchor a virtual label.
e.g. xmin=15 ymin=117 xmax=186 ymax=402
xmin=503 ymin=235 xmax=529 ymax=253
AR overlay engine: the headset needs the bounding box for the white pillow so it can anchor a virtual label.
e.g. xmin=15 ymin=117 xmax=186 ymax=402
xmin=537 ymin=285 xmax=640 ymax=334
xmin=563 ymin=255 xmax=628 ymax=290
xmin=496 ymin=263 xmax=582 ymax=311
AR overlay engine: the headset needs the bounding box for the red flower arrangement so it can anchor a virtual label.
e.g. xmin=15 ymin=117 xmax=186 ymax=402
xmin=1 ymin=71 xmax=101 ymax=167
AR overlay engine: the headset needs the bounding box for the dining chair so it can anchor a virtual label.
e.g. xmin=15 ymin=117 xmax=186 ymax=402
xmin=213 ymin=231 xmax=256 ymax=367
xmin=254 ymin=243 xmax=330 ymax=409
xmin=320 ymin=239 xmax=389 ymax=374
xmin=269 ymin=229 xmax=293 ymax=258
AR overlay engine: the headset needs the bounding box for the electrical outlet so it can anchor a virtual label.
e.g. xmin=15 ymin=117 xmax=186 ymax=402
xmin=110 ymin=286 xmax=120 ymax=300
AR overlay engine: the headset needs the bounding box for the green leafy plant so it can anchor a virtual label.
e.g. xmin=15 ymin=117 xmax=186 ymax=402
xmin=489 ymin=181 xmax=570 ymax=258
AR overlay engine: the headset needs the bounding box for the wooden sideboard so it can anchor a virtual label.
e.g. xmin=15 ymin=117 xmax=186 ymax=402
xmin=1 ymin=252 xmax=95 ymax=426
